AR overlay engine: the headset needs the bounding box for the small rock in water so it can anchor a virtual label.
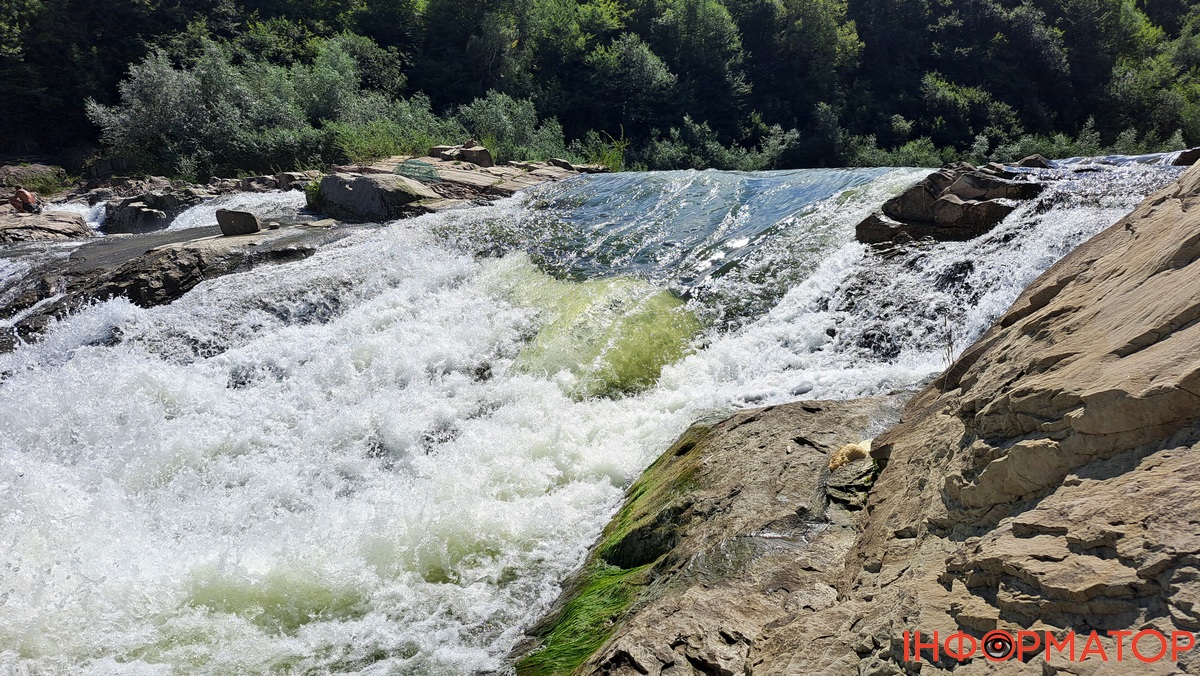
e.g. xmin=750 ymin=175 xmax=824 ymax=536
xmin=216 ymin=209 xmax=260 ymax=236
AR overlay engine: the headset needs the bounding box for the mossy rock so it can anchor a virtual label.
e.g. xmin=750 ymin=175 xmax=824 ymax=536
xmin=516 ymin=422 xmax=713 ymax=676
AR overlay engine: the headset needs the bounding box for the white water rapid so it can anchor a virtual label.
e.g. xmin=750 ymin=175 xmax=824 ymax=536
xmin=0 ymin=163 xmax=1181 ymax=674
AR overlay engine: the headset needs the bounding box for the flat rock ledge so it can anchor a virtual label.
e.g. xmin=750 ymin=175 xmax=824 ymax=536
xmin=0 ymin=210 xmax=90 ymax=243
xmin=0 ymin=220 xmax=351 ymax=353
xmin=313 ymin=154 xmax=592 ymax=222
xmin=518 ymin=162 xmax=1200 ymax=674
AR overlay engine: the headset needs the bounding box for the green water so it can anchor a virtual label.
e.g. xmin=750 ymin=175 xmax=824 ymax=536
xmin=483 ymin=255 xmax=703 ymax=398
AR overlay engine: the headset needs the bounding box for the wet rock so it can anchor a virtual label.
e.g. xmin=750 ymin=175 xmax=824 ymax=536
xmin=1175 ymin=147 xmax=1200 ymax=166
xmin=216 ymin=209 xmax=260 ymax=236
xmin=0 ymin=211 xmax=90 ymax=243
xmin=314 ymin=173 xmax=440 ymax=222
xmin=102 ymin=200 xmax=169 ymax=234
xmin=1015 ymin=153 xmax=1055 ymax=168
xmin=858 ymin=162 xmax=1043 ymax=244
xmin=514 ymin=398 xmax=903 ymax=676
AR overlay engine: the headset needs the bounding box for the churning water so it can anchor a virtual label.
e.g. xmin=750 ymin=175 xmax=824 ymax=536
xmin=0 ymin=164 xmax=1181 ymax=674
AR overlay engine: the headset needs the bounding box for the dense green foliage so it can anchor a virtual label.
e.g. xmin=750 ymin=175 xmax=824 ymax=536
xmin=4 ymin=0 xmax=1200 ymax=172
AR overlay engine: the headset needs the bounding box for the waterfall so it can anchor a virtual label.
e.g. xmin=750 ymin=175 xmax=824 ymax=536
xmin=0 ymin=163 xmax=1180 ymax=674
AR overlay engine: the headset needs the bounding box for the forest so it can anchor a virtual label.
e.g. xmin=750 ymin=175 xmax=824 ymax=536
xmin=2 ymin=0 xmax=1199 ymax=176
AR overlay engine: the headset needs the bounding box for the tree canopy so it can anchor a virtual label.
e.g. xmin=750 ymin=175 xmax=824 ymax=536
xmin=2 ymin=0 xmax=1199 ymax=171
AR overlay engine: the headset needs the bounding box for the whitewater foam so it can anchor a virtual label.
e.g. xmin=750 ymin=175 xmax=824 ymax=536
xmin=0 ymin=164 xmax=1181 ymax=673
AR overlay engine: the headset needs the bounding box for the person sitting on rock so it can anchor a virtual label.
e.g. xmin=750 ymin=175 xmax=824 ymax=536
xmin=8 ymin=186 xmax=42 ymax=214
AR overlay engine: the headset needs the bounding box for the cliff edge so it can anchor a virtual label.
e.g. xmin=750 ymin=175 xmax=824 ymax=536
xmin=519 ymin=161 xmax=1200 ymax=674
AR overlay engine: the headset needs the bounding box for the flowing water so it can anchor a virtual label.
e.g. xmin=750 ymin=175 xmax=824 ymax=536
xmin=0 ymin=163 xmax=1181 ymax=674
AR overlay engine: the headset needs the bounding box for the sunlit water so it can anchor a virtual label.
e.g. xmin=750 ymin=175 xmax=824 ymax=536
xmin=0 ymin=163 xmax=1181 ymax=673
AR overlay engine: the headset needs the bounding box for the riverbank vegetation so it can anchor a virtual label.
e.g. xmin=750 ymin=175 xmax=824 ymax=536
xmin=3 ymin=0 xmax=1200 ymax=174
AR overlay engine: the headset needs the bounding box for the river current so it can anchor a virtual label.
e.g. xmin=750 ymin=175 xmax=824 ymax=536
xmin=0 ymin=163 xmax=1182 ymax=673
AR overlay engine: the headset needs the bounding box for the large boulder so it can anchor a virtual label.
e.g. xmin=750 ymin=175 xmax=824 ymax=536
xmin=216 ymin=209 xmax=260 ymax=236
xmin=0 ymin=211 xmax=90 ymax=243
xmin=314 ymin=173 xmax=440 ymax=222
xmin=861 ymin=163 xmax=1045 ymax=244
xmin=102 ymin=188 xmax=208 ymax=234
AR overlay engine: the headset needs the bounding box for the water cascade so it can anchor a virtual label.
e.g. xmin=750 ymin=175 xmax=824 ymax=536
xmin=0 ymin=163 xmax=1180 ymax=673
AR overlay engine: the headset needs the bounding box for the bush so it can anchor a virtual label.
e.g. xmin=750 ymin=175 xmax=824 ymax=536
xmin=457 ymin=91 xmax=572 ymax=162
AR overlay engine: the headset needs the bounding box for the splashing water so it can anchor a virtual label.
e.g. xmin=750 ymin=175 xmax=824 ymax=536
xmin=169 ymin=191 xmax=311 ymax=230
xmin=0 ymin=164 xmax=1180 ymax=674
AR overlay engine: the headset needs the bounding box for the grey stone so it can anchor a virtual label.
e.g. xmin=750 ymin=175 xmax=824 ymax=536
xmin=216 ymin=209 xmax=260 ymax=236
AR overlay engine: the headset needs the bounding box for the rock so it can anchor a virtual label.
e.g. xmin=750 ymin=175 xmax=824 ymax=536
xmin=103 ymin=200 xmax=169 ymax=234
xmin=429 ymin=144 xmax=495 ymax=167
xmin=85 ymin=188 xmax=114 ymax=205
xmin=826 ymin=457 xmax=878 ymax=509
xmin=1174 ymin=147 xmax=1200 ymax=167
xmin=1015 ymin=153 xmax=1055 ymax=168
xmin=215 ymin=209 xmax=260 ymax=236
xmin=429 ymin=145 xmax=458 ymax=161
xmin=573 ymin=163 xmax=611 ymax=174
xmin=275 ymin=171 xmax=318 ymax=191
xmin=860 ymin=163 xmax=1041 ymax=244
xmin=457 ymin=146 xmax=494 ymax=167
xmin=514 ymin=398 xmax=903 ymax=676
xmin=101 ymin=187 xmax=207 ymax=234
xmin=240 ymin=175 xmax=277 ymax=192
xmin=0 ymin=163 xmax=64 ymax=188
xmin=0 ymin=211 xmax=90 ymax=243
xmin=314 ymin=173 xmax=440 ymax=222
xmin=547 ymin=158 xmax=575 ymax=171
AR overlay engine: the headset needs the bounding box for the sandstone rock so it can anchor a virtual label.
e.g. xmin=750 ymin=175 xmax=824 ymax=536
xmin=315 ymin=173 xmax=440 ymax=222
xmin=1016 ymin=153 xmax=1055 ymax=168
xmin=0 ymin=211 xmax=90 ymax=243
xmin=826 ymin=457 xmax=877 ymax=509
xmin=240 ymin=175 xmax=278 ymax=192
xmin=275 ymin=171 xmax=318 ymax=191
xmin=547 ymin=158 xmax=575 ymax=171
xmin=457 ymin=146 xmax=494 ymax=167
xmin=515 ymin=398 xmax=902 ymax=676
xmin=216 ymin=209 xmax=260 ymax=236
xmin=525 ymin=161 xmax=1200 ymax=675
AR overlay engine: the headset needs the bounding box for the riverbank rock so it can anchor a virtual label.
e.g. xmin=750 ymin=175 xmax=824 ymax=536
xmin=0 ymin=210 xmax=90 ymax=243
xmin=520 ymin=163 xmax=1200 ymax=673
xmin=312 ymin=173 xmax=441 ymax=222
xmin=857 ymin=162 xmax=1046 ymax=244
xmin=514 ymin=398 xmax=902 ymax=676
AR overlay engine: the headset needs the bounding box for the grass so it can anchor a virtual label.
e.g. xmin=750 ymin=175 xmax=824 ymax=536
xmin=516 ymin=423 xmax=712 ymax=675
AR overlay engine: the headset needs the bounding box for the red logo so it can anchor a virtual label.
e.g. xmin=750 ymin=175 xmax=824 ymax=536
xmin=903 ymin=629 xmax=1195 ymax=663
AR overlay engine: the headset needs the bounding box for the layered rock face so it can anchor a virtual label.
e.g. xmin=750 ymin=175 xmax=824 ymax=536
xmin=523 ymin=163 xmax=1200 ymax=674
